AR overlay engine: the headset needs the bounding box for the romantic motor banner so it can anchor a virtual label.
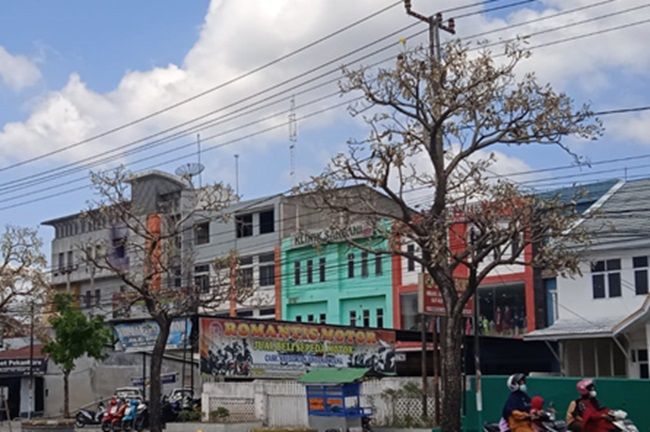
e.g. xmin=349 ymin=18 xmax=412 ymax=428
xmin=199 ymin=317 xmax=396 ymax=379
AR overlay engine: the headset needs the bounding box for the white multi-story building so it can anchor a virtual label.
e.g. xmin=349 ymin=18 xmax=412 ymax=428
xmin=527 ymin=179 xmax=650 ymax=380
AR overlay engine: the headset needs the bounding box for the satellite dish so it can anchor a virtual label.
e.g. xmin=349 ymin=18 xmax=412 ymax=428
xmin=175 ymin=163 xmax=205 ymax=188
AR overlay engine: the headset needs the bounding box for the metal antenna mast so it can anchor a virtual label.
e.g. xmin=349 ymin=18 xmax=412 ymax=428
xmin=289 ymin=96 xmax=298 ymax=181
xmin=235 ymin=154 xmax=240 ymax=196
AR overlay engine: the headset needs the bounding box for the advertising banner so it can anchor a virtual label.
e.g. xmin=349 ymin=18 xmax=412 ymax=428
xmin=418 ymin=273 xmax=473 ymax=317
xmin=114 ymin=318 xmax=192 ymax=353
xmin=0 ymin=358 xmax=47 ymax=376
xmin=200 ymin=318 xmax=396 ymax=379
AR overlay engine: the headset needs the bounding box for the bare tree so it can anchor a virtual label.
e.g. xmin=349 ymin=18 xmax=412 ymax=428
xmin=301 ymin=42 xmax=601 ymax=431
xmin=0 ymin=225 xmax=48 ymax=330
xmin=82 ymin=167 xmax=252 ymax=432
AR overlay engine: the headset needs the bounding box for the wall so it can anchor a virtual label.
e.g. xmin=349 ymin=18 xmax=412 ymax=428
xmin=464 ymin=375 xmax=650 ymax=432
xmin=557 ymin=248 xmax=649 ymax=322
xmin=202 ymin=377 xmax=423 ymax=427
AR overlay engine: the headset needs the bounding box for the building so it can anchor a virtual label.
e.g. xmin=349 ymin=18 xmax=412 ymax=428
xmin=526 ymin=179 xmax=650 ymax=379
xmin=281 ymin=228 xmax=393 ymax=327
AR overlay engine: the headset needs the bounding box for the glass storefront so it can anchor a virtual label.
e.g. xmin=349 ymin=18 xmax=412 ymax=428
xmin=478 ymin=283 xmax=527 ymax=336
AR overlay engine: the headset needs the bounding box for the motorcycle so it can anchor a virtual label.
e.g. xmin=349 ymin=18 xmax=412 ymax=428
xmin=110 ymin=399 xmax=129 ymax=432
xmin=483 ymin=411 xmax=567 ymax=432
xmin=101 ymin=398 xmax=121 ymax=432
xmin=75 ymin=402 xmax=106 ymax=428
xmin=120 ymin=399 xmax=140 ymax=432
xmin=134 ymin=400 xmax=148 ymax=432
xmin=607 ymin=410 xmax=639 ymax=432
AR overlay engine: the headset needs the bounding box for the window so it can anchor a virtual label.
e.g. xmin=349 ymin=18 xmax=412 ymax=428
xmin=67 ymin=251 xmax=74 ymax=269
xmin=349 ymin=311 xmax=357 ymax=326
xmin=172 ymin=267 xmax=182 ymax=288
xmin=95 ymin=290 xmax=101 ymax=307
xmin=307 ymin=314 xmax=314 ymax=323
xmin=400 ymin=293 xmax=420 ymax=331
xmin=112 ymin=237 xmax=126 ymax=259
xmin=239 ymin=267 xmax=253 ymax=288
xmin=295 ymin=315 xmax=302 ymax=323
xmin=591 ymin=259 xmax=621 ymax=298
xmin=634 ymin=256 xmax=649 ymax=295
xmin=307 ymin=260 xmax=314 ymax=284
xmin=407 ymin=244 xmax=416 ymax=272
xmin=319 ymin=313 xmax=326 ymax=324
xmin=319 ymin=258 xmax=326 ymax=282
xmin=195 ymin=222 xmax=210 ymax=245
xmin=84 ymin=291 xmax=92 ymax=309
xmin=195 ymin=264 xmax=211 ymax=293
xmin=239 ymin=256 xmax=253 ymax=266
xmin=377 ymin=308 xmax=384 ymax=328
xmin=259 ymin=253 xmax=275 ymax=287
xmin=361 ymin=252 xmax=369 ymax=278
xmin=236 ymin=213 xmax=253 ymax=238
xmin=363 ymin=309 xmax=370 ymax=327
xmin=58 ymin=253 xmax=65 ymax=271
xmin=259 ymin=210 xmax=275 ymax=234
xmin=375 ymin=254 xmax=383 ymax=276
xmin=237 ymin=310 xmax=254 ymax=318
xmin=294 ymin=261 xmax=301 ymax=285
xmin=348 ymin=253 xmax=355 ymax=278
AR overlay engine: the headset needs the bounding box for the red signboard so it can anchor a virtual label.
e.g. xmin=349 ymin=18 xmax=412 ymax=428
xmin=418 ymin=273 xmax=474 ymax=317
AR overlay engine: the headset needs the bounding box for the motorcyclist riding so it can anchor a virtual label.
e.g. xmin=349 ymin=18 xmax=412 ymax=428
xmin=502 ymin=373 xmax=533 ymax=432
xmin=566 ymin=378 xmax=612 ymax=432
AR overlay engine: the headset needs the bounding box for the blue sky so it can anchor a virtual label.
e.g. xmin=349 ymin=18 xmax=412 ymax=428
xmin=1 ymin=0 xmax=650 ymax=265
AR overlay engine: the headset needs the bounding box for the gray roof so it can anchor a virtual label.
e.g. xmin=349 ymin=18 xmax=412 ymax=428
xmin=574 ymin=178 xmax=650 ymax=249
xmin=525 ymin=316 xmax=624 ymax=340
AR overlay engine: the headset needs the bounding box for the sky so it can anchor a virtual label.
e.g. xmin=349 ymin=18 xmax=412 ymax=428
xmin=1 ymin=0 xmax=650 ymax=266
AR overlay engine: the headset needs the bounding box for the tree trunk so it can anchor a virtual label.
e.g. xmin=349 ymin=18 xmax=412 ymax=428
xmin=439 ymin=315 xmax=463 ymax=432
xmin=63 ymin=370 xmax=70 ymax=418
xmin=148 ymin=318 xmax=172 ymax=432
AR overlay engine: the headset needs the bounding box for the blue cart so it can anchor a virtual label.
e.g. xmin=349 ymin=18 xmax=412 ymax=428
xmin=299 ymin=368 xmax=377 ymax=432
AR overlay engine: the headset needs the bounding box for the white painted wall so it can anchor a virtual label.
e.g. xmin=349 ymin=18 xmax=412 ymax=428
xmin=557 ymin=248 xmax=650 ymax=322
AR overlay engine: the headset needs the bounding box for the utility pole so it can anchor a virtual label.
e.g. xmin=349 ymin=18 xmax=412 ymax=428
xmin=28 ymin=302 xmax=34 ymax=419
xmin=403 ymin=1 xmax=456 ymax=426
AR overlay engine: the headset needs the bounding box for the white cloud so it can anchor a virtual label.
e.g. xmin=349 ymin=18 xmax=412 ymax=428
xmin=0 ymin=46 xmax=42 ymax=91
xmin=1 ymin=0 xmax=650 ymax=169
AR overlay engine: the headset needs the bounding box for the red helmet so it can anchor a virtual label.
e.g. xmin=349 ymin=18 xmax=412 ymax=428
xmin=531 ymin=396 xmax=544 ymax=411
xmin=576 ymin=378 xmax=593 ymax=396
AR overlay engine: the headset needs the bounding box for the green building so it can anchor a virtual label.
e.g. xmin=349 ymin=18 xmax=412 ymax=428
xmin=280 ymin=231 xmax=393 ymax=328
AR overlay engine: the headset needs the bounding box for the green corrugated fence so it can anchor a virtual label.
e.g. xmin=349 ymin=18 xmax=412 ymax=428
xmin=462 ymin=376 xmax=650 ymax=432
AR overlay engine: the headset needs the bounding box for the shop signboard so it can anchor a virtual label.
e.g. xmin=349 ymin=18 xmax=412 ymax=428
xmin=0 ymin=358 xmax=47 ymax=376
xmin=131 ymin=372 xmax=176 ymax=386
xmin=418 ymin=273 xmax=473 ymax=317
xmin=114 ymin=318 xmax=192 ymax=353
xmin=200 ymin=317 xmax=396 ymax=379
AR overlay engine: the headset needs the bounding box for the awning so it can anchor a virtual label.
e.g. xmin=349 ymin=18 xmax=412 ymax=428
xmin=526 ymin=296 xmax=650 ymax=341
xmin=299 ymin=367 xmax=376 ymax=384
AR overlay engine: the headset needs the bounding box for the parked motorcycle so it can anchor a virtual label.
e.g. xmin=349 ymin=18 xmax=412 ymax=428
xmin=101 ymin=398 xmax=121 ymax=432
xmin=75 ymin=402 xmax=106 ymax=428
xmin=120 ymin=399 xmax=141 ymax=432
xmin=134 ymin=400 xmax=148 ymax=432
xmin=110 ymin=399 xmax=129 ymax=432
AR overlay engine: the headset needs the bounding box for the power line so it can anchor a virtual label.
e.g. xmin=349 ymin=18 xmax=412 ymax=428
xmin=0 ymin=0 xmax=534 ymax=196
xmin=0 ymin=0 xmax=405 ymax=174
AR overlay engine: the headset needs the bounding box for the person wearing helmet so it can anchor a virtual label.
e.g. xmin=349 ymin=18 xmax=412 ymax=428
xmin=502 ymin=373 xmax=533 ymax=432
xmin=566 ymin=379 xmax=611 ymax=432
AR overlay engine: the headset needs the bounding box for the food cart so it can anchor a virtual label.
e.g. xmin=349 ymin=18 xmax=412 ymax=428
xmin=299 ymin=368 xmax=377 ymax=432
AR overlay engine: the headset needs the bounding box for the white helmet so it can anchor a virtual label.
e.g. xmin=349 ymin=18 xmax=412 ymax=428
xmin=507 ymin=373 xmax=526 ymax=392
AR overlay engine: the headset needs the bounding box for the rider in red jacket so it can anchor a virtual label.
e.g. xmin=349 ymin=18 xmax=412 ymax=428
xmin=573 ymin=379 xmax=613 ymax=432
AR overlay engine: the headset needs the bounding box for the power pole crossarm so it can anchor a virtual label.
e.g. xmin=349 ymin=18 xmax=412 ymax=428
xmin=402 ymin=1 xmax=456 ymax=60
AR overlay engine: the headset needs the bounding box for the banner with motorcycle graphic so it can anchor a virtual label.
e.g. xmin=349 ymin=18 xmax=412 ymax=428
xmin=199 ymin=317 xmax=396 ymax=379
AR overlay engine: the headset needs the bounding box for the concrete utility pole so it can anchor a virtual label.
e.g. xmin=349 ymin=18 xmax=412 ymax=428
xmin=28 ymin=302 xmax=34 ymax=419
xmin=403 ymin=0 xmax=456 ymax=426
